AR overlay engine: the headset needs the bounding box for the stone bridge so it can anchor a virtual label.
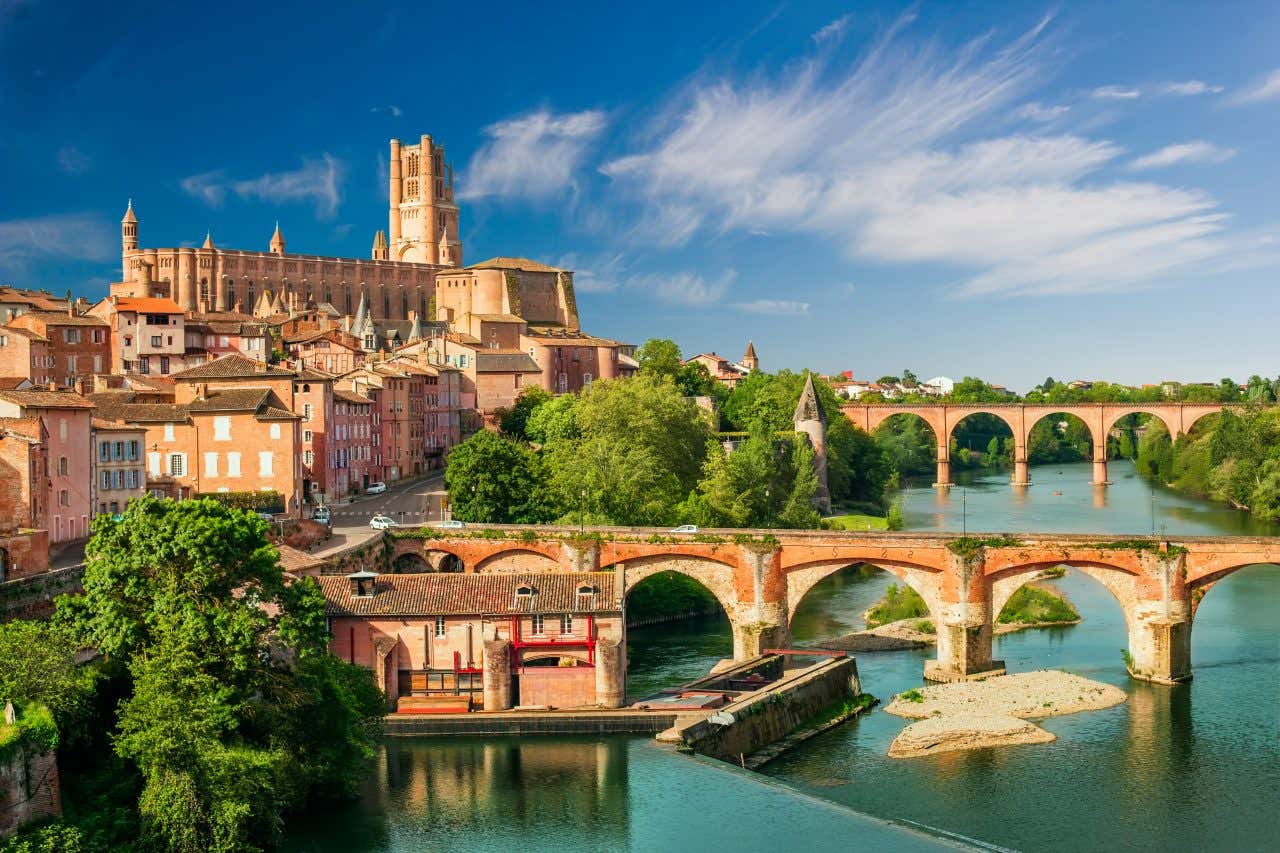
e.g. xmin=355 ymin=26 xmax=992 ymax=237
xmin=841 ymin=402 xmax=1229 ymax=487
xmin=380 ymin=526 xmax=1279 ymax=685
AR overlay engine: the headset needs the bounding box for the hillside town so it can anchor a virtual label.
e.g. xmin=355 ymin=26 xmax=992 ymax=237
xmin=0 ymin=134 xmax=656 ymax=586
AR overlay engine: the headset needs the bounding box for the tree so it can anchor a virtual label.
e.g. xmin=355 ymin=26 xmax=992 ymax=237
xmin=60 ymin=497 xmax=385 ymax=852
xmin=544 ymin=375 xmax=712 ymax=526
xmin=0 ymin=620 xmax=87 ymax=727
xmin=498 ymin=387 xmax=552 ymax=440
xmin=877 ymin=375 xmax=901 ymax=386
xmin=525 ymin=394 xmax=580 ymax=445
xmin=444 ymin=430 xmax=554 ymax=523
xmin=635 ymin=338 xmax=683 ymax=379
xmin=901 ymin=369 xmax=918 ymax=386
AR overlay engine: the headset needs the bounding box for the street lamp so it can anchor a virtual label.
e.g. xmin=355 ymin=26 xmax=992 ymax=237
xmin=962 ymin=488 xmax=968 ymax=537
xmin=1150 ymin=488 xmax=1156 ymax=537
xmin=579 ymin=488 xmax=586 ymax=534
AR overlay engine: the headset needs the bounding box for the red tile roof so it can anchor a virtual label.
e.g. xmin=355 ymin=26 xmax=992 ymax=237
xmin=111 ymin=297 xmax=185 ymax=314
xmin=317 ymin=572 xmax=619 ymax=617
xmin=170 ymin=354 xmax=294 ymax=380
xmin=0 ymin=389 xmax=95 ymax=409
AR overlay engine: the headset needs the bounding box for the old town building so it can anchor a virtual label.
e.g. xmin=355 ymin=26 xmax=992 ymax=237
xmin=331 ymin=388 xmax=376 ymax=497
xmin=5 ymin=310 xmax=110 ymax=389
xmin=90 ymin=419 xmax=145 ymax=518
xmin=0 ymin=417 xmax=49 ymax=580
xmin=0 ymin=327 xmax=52 ymax=388
xmin=684 ymin=342 xmax=758 ymax=388
xmin=0 ymin=389 xmax=95 ymax=544
xmin=88 ymin=296 xmax=191 ymax=376
xmin=183 ymin=311 xmax=269 ymax=364
xmin=320 ymin=571 xmax=625 ymax=711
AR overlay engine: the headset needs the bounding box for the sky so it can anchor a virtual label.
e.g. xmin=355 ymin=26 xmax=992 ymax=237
xmin=2 ymin=0 xmax=1279 ymax=391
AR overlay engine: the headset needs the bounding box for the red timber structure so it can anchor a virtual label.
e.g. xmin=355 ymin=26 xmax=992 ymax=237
xmin=841 ymin=402 xmax=1230 ymax=487
xmin=379 ymin=526 xmax=1280 ymax=693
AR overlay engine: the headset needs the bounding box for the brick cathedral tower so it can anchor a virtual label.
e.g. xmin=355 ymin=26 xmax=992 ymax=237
xmin=387 ymin=135 xmax=462 ymax=266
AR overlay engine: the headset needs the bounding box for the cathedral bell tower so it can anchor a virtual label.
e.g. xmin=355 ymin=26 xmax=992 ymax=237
xmin=388 ymin=135 xmax=462 ymax=266
xmin=121 ymin=200 xmax=138 ymax=281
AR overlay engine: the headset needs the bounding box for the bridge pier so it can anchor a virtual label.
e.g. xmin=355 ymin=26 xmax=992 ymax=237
xmin=934 ymin=451 xmax=952 ymax=489
xmin=1091 ymin=453 xmax=1111 ymax=486
xmin=730 ymin=605 xmax=791 ymax=661
xmin=1012 ymin=458 xmax=1031 ymax=487
xmin=483 ymin=639 xmax=514 ymax=711
xmin=1125 ymin=600 xmax=1192 ymax=684
xmin=924 ymin=603 xmax=1005 ymax=683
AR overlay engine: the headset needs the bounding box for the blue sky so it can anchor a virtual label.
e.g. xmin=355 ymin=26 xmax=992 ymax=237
xmin=2 ymin=0 xmax=1279 ymax=390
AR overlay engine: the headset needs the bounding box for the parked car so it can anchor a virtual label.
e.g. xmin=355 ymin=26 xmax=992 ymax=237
xmin=669 ymin=524 xmax=699 ymax=534
xmin=369 ymin=515 xmax=397 ymax=530
xmin=434 ymin=519 xmax=466 ymax=529
xmin=256 ymin=511 xmax=276 ymax=522
xmin=312 ymin=507 xmax=330 ymax=525
xmin=366 ymin=482 xmax=388 ymax=495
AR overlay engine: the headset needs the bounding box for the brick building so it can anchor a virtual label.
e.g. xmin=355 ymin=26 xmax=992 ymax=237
xmin=88 ymin=296 xmax=190 ymax=376
xmin=4 ymin=310 xmax=110 ymax=389
xmin=0 ymin=390 xmax=94 ymax=544
xmin=319 ymin=571 xmax=625 ymax=711
xmin=0 ymin=327 xmax=51 ymax=387
xmin=332 ymin=388 xmax=376 ymax=497
xmin=0 ymin=417 xmax=49 ymax=581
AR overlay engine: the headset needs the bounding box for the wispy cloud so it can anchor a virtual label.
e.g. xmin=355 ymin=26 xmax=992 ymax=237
xmin=554 ymin=252 xmax=624 ymax=293
xmin=739 ymin=299 xmax=810 ymax=316
xmin=1129 ymin=141 xmax=1236 ymax=171
xmin=812 ymin=14 xmax=851 ymax=45
xmin=180 ymin=155 xmax=345 ymax=218
xmin=1231 ymin=69 xmax=1280 ymax=104
xmin=0 ymin=213 xmax=116 ymax=270
xmin=1160 ymin=80 xmax=1223 ymax=96
xmin=459 ymin=109 xmax=608 ymax=202
xmin=1090 ymin=85 xmax=1142 ymax=100
xmin=370 ymin=105 xmax=403 ymax=117
xmin=56 ymin=145 xmax=90 ymax=175
xmin=1015 ymin=101 xmax=1069 ymax=122
xmin=629 ymin=270 xmax=735 ymax=306
xmin=599 ymin=15 xmax=1248 ymax=297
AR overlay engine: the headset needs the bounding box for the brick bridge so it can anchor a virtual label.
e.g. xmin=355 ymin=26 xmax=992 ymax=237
xmin=382 ymin=526 xmax=1279 ymax=685
xmin=841 ymin=402 xmax=1229 ymax=487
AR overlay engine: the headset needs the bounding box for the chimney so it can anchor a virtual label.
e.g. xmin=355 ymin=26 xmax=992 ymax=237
xmin=196 ymin=382 xmax=208 ymax=401
xmin=46 ymin=379 xmax=56 ymax=392
xmin=74 ymin=377 xmax=85 ymax=396
xmin=233 ymin=300 xmax=243 ymax=314
xmin=349 ymin=570 xmax=378 ymax=598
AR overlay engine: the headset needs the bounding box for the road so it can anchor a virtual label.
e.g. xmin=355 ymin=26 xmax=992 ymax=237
xmin=313 ymin=474 xmax=444 ymax=558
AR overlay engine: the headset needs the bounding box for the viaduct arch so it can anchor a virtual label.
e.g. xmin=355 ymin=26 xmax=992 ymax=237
xmin=842 ymin=403 xmax=1228 ymax=487
xmin=359 ymin=527 xmax=1280 ymax=686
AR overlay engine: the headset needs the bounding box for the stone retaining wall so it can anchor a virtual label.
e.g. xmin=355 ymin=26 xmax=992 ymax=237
xmin=677 ymin=656 xmax=861 ymax=764
xmin=0 ymin=748 xmax=60 ymax=836
xmin=384 ymin=711 xmax=678 ymax=737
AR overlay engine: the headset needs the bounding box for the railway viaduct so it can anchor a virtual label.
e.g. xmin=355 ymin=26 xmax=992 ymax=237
xmin=840 ymin=402 xmax=1228 ymax=487
xmin=380 ymin=526 xmax=1280 ymax=686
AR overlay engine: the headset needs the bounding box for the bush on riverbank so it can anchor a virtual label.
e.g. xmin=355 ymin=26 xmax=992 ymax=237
xmin=865 ymin=583 xmax=929 ymax=628
xmin=627 ymin=571 xmax=722 ymax=626
xmin=997 ymin=585 xmax=1079 ymax=625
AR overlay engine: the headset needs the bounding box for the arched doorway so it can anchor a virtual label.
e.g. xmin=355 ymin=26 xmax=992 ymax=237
xmin=624 ymin=570 xmax=731 ymax=702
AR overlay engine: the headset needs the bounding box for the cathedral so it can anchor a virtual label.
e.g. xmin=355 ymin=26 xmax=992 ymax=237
xmin=114 ymin=135 xmax=463 ymax=321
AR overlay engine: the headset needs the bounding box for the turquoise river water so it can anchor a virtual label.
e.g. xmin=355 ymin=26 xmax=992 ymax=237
xmin=286 ymin=463 xmax=1279 ymax=852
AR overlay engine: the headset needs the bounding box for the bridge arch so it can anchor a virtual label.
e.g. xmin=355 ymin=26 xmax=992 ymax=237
xmin=615 ymin=553 xmax=741 ymax=618
xmin=474 ymin=547 xmax=562 ymax=574
xmin=424 ymin=548 xmax=464 ymax=573
xmin=987 ymin=560 xmax=1140 ymax=627
xmin=1102 ymin=408 xmax=1179 ymax=440
xmin=943 ymin=408 xmax=1020 ymax=451
xmin=1186 ymin=560 xmax=1279 ymax=591
xmin=391 ymin=552 xmax=431 ymax=573
xmin=785 ymin=558 xmax=944 ymax=624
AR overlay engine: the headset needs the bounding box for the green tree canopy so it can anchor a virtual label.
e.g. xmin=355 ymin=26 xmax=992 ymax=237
xmin=498 ymin=387 xmax=552 ymax=440
xmin=635 ymin=338 xmax=683 ymax=379
xmin=444 ymin=430 xmax=554 ymax=523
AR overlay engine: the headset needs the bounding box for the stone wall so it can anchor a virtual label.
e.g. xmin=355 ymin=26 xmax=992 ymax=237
xmin=0 ymin=748 xmax=60 ymax=837
xmin=677 ymin=656 xmax=861 ymax=764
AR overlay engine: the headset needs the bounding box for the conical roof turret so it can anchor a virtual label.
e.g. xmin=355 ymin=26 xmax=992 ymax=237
xmin=122 ymin=199 xmax=137 ymax=224
xmin=793 ymin=373 xmax=826 ymax=426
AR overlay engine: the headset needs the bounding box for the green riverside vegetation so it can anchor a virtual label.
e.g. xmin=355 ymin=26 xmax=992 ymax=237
xmin=996 ymin=586 xmax=1081 ymax=625
xmin=865 ymin=583 xmax=930 ymax=628
xmin=0 ymin=497 xmax=386 ymax=852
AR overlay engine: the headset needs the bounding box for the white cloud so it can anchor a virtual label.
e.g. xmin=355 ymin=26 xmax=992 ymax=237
xmin=1091 ymin=85 xmax=1142 ymax=100
xmin=630 ymin=270 xmax=735 ymax=306
xmin=1128 ymin=141 xmax=1236 ymax=171
xmin=1232 ymin=69 xmax=1280 ymax=104
xmin=812 ymin=14 xmax=851 ymax=45
xmin=0 ymin=213 xmax=116 ymax=269
xmin=1015 ymin=101 xmax=1068 ymax=122
xmin=1160 ymin=80 xmax=1223 ymax=96
xmin=600 ymin=16 xmax=1251 ymax=297
xmin=56 ymin=145 xmax=90 ymax=175
xmin=181 ymin=155 xmax=345 ymax=218
xmin=739 ymin=299 xmax=810 ymax=315
xmin=459 ymin=109 xmax=607 ymax=202
xmin=370 ymin=105 xmax=403 ymax=116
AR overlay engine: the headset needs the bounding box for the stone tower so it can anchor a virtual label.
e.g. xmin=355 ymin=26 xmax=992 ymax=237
xmin=793 ymin=373 xmax=831 ymax=514
xmin=742 ymin=340 xmax=759 ymax=372
xmin=388 ymin=135 xmax=462 ymax=266
xmin=121 ymin=200 xmax=138 ymax=280
xmin=371 ymin=229 xmax=389 ymax=261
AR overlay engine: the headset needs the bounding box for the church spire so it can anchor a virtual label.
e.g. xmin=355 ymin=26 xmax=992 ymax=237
xmin=202 ymin=231 xmax=215 ymax=250
xmin=269 ymin=221 xmax=285 ymax=254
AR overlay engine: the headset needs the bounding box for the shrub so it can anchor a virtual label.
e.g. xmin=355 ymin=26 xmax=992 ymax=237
xmin=865 ymin=582 xmax=929 ymax=628
xmin=997 ymin=585 xmax=1079 ymax=625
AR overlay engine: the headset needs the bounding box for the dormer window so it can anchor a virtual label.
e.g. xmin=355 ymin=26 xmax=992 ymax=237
xmin=347 ymin=570 xmax=378 ymax=598
xmin=576 ymin=584 xmax=596 ymax=598
xmin=514 ymin=583 xmax=535 ymax=607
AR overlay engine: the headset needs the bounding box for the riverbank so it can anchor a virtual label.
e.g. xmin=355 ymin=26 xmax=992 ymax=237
xmin=883 ymin=670 xmax=1127 ymax=758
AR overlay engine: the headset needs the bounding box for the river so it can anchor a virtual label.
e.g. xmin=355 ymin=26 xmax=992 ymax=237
xmin=287 ymin=462 xmax=1279 ymax=852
